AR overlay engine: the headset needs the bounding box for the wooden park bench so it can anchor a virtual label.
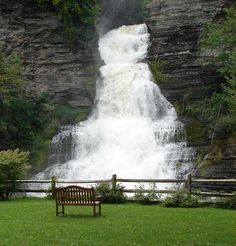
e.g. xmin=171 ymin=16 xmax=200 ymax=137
xmin=55 ymin=185 xmax=101 ymax=216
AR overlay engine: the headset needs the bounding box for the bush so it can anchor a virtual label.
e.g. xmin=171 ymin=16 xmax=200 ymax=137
xmin=162 ymin=192 xmax=199 ymax=208
xmin=38 ymin=0 xmax=100 ymax=42
xmin=0 ymin=51 xmax=24 ymax=102
xmin=214 ymin=194 xmax=236 ymax=209
xmin=186 ymin=3 xmax=236 ymax=141
xmin=0 ymin=149 xmax=30 ymax=200
xmin=95 ymin=182 xmax=126 ymax=204
xmin=134 ymin=184 xmax=161 ymax=205
xmin=148 ymin=59 xmax=167 ymax=83
xmin=0 ymin=49 xmax=90 ymax=171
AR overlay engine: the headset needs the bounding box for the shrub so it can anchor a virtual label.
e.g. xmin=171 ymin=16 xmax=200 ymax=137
xmin=134 ymin=184 xmax=161 ymax=205
xmin=124 ymin=0 xmax=151 ymax=24
xmin=134 ymin=185 xmax=148 ymax=204
xmin=214 ymin=193 xmax=236 ymax=209
xmin=0 ymin=51 xmax=24 ymax=102
xmin=0 ymin=49 xmax=90 ymax=171
xmin=185 ymin=3 xmax=236 ymax=141
xmin=148 ymin=59 xmax=167 ymax=83
xmin=0 ymin=149 xmax=30 ymax=200
xmin=161 ymin=192 xmax=199 ymax=208
xmin=95 ymin=182 xmax=126 ymax=204
xmin=38 ymin=0 xmax=100 ymax=42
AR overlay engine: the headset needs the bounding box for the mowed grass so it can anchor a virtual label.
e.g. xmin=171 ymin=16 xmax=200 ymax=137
xmin=0 ymin=198 xmax=235 ymax=246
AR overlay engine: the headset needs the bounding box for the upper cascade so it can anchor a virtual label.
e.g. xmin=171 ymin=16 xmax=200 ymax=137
xmin=99 ymin=24 xmax=149 ymax=64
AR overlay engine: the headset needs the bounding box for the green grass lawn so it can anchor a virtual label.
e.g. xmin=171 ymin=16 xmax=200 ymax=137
xmin=0 ymin=198 xmax=235 ymax=246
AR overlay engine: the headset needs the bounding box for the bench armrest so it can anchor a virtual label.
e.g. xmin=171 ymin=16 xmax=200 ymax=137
xmin=95 ymin=195 xmax=101 ymax=200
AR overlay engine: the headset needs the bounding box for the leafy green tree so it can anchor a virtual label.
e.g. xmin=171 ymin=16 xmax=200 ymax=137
xmin=187 ymin=4 xmax=236 ymax=140
xmin=38 ymin=0 xmax=100 ymax=41
xmin=0 ymin=149 xmax=30 ymax=200
xmin=199 ymin=4 xmax=236 ymax=68
xmin=221 ymin=51 xmax=236 ymax=135
xmin=0 ymin=50 xmax=89 ymax=170
xmin=0 ymin=52 xmax=23 ymax=102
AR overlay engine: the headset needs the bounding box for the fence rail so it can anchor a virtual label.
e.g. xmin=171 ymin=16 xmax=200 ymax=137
xmin=13 ymin=173 xmax=236 ymax=197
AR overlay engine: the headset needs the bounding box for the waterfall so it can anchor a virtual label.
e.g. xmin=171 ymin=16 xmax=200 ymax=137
xmin=34 ymin=24 xmax=194 ymax=184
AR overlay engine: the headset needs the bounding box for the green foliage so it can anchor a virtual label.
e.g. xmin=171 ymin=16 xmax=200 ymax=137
xmin=0 ymin=50 xmax=89 ymax=171
xmin=223 ymin=51 xmax=236 ymax=115
xmin=199 ymin=4 xmax=236 ymax=67
xmin=195 ymin=145 xmax=223 ymax=175
xmin=185 ymin=121 xmax=206 ymax=144
xmin=186 ymin=93 xmax=225 ymax=138
xmin=187 ymin=94 xmax=224 ymax=125
xmin=172 ymin=94 xmax=190 ymax=116
xmin=137 ymin=0 xmax=151 ymax=20
xmin=95 ymin=182 xmax=126 ymax=204
xmin=52 ymin=104 xmax=89 ymax=125
xmin=0 ymin=52 xmax=23 ymax=102
xmin=125 ymin=0 xmax=151 ymax=23
xmin=0 ymin=51 xmax=39 ymax=151
xmin=148 ymin=59 xmax=167 ymax=83
xmin=0 ymin=149 xmax=30 ymax=200
xmin=134 ymin=184 xmax=161 ymax=204
xmin=161 ymin=192 xmax=199 ymax=208
xmin=1 ymin=94 xmax=89 ymax=168
xmin=189 ymin=3 xmax=236 ymax=141
xmin=38 ymin=0 xmax=100 ymax=42
xmin=214 ymin=193 xmax=236 ymax=209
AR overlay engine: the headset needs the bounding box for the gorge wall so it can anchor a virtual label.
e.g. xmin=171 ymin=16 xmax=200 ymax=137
xmin=0 ymin=0 xmax=235 ymax=186
xmin=146 ymin=0 xmax=236 ymax=188
xmin=0 ymin=0 xmax=97 ymax=108
xmin=147 ymin=0 xmax=224 ymax=103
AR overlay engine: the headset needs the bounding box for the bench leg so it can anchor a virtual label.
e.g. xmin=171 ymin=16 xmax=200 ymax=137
xmin=93 ymin=204 xmax=101 ymax=216
xmin=56 ymin=204 xmax=65 ymax=216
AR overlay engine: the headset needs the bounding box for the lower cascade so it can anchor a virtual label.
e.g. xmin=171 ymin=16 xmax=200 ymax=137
xmin=34 ymin=24 xmax=194 ymax=185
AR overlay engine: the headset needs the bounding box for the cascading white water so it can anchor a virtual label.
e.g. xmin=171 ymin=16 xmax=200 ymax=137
xmin=34 ymin=24 xmax=193 ymax=184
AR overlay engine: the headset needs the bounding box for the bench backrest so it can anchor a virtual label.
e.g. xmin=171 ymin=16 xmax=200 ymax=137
xmin=55 ymin=185 xmax=95 ymax=205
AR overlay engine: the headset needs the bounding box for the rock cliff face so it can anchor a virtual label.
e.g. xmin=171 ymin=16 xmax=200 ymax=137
xmin=0 ymin=0 xmax=97 ymax=107
xmin=146 ymin=0 xmax=236 ymax=185
xmin=146 ymin=0 xmax=227 ymax=103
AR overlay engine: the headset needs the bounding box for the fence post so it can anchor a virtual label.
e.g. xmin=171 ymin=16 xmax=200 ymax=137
xmin=51 ymin=176 xmax=56 ymax=198
xmin=112 ymin=174 xmax=117 ymax=190
xmin=186 ymin=173 xmax=192 ymax=196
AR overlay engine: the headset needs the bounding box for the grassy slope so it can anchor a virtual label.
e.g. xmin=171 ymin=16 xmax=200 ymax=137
xmin=0 ymin=198 xmax=235 ymax=246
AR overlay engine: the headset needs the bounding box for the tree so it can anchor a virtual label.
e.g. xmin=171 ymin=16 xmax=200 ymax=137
xmin=0 ymin=149 xmax=30 ymax=200
xmin=38 ymin=0 xmax=100 ymax=41
xmin=187 ymin=4 xmax=236 ymax=140
xmin=199 ymin=4 xmax=236 ymax=68
xmin=0 ymin=51 xmax=24 ymax=103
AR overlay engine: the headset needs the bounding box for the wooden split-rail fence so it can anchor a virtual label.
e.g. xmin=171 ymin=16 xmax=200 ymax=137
xmin=13 ymin=174 xmax=236 ymax=197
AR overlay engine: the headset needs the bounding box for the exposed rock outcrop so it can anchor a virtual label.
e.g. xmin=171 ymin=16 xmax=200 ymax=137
xmin=146 ymin=0 xmax=227 ymax=103
xmin=146 ymin=0 xmax=236 ymax=186
xmin=0 ymin=0 xmax=97 ymax=107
